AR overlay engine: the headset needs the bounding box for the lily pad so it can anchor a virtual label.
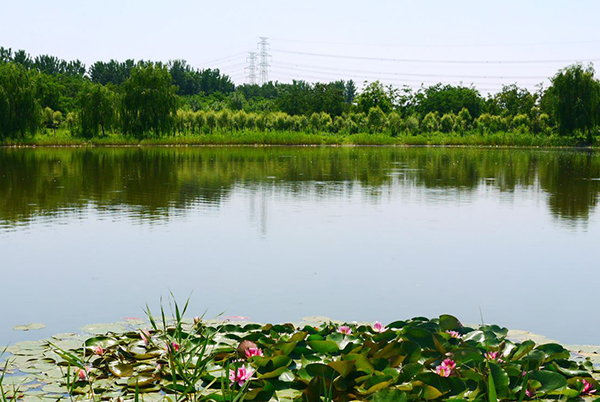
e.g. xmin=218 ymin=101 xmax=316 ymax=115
xmin=13 ymin=323 xmax=47 ymax=331
xmin=80 ymin=323 xmax=126 ymax=334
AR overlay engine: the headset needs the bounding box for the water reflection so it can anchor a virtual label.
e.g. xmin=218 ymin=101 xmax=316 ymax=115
xmin=1 ymin=147 xmax=599 ymax=229
xmin=2 ymin=146 xmax=600 ymax=346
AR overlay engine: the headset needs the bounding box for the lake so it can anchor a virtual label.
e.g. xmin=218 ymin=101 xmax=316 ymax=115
xmin=1 ymin=146 xmax=599 ymax=346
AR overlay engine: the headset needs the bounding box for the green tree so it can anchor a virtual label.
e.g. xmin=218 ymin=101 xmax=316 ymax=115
xmin=416 ymin=84 xmax=483 ymax=119
xmin=440 ymin=113 xmax=456 ymax=133
xmin=405 ymin=115 xmax=419 ymax=135
xmin=476 ymin=113 xmax=492 ymax=133
xmin=121 ymin=64 xmax=178 ymax=138
xmin=205 ymin=111 xmax=217 ymax=133
xmin=512 ymin=114 xmax=530 ymax=132
xmin=79 ymin=83 xmax=116 ymax=137
xmin=387 ymin=112 xmax=403 ymax=136
xmin=544 ymin=63 xmax=600 ymax=142
xmin=357 ymin=81 xmax=393 ymax=114
xmin=486 ymin=84 xmax=536 ymax=117
xmin=422 ymin=112 xmax=440 ymax=133
xmin=455 ymin=108 xmax=473 ymax=132
xmin=0 ymin=62 xmax=39 ymax=139
xmin=367 ymin=106 xmax=386 ymax=133
xmin=345 ymin=80 xmax=357 ymax=104
xmin=217 ymin=109 xmax=232 ymax=132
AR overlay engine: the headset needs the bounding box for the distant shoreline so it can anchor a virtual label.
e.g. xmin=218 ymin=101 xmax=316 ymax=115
xmin=0 ymin=130 xmax=596 ymax=149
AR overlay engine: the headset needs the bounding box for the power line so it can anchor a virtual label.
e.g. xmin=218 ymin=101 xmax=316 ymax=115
xmin=192 ymin=52 xmax=247 ymax=69
xmin=269 ymin=66 xmax=542 ymax=87
xmin=273 ymin=61 xmax=548 ymax=80
xmin=270 ymin=37 xmax=600 ymax=49
xmin=271 ymin=49 xmax=600 ymax=65
xmin=269 ymin=70 xmax=537 ymax=92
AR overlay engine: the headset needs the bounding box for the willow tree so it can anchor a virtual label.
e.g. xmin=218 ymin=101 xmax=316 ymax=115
xmin=0 ymin=62 xmax=39 ymax=139
xmin=79 ymin=82 xmax=116 ymax=137
xmin=545 ymin=63 xmax=600 ymax=143
xmin=121 ymin=64 xmax=178 ymax=138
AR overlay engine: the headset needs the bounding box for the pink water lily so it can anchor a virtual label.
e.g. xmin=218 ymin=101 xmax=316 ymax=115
xmin=194 ymin=316 xmax=201 ymax=325
xmin=165 ymin=341 xmax=180 ymax=353
xmin=92 ymin=345 xmax=104 ymax=356
xmin=485 ymin=351 xmax=504 ymax=363
xmin=229 ymin=365 xmax=254 ymax=387
xmin=582 ymin=379 xmax=596 ymax=395
xmin=140 ymin=329 xmax=151 ymax=346
xmin=338 ymin=325 xmax=352 ymax=335
xmin=244 ymin=347 xmax=264 ymax=358
xmin=436 ymin=359 xmax=456 ymax=377
xmin=77 ymin=366 xmax=90 ymax=380
xmin=373 ymin=322 xmax=386 ymax=333
xmin=445 ymin=330 xmax=462 ymax=339
xmin=525 ymin=389 xmax=534 ymax=398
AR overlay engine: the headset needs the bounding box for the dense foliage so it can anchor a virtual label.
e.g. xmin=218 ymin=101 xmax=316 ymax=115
xmin=1 ymin=46 xmax=599 ymax=144
xmin=2 ymin=307 xmax=599 ymax=402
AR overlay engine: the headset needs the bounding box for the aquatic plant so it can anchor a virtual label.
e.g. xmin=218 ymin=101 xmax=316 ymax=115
xmin=2 ymin=310 xmax=599 ymax=402
xmin=0 ymin=348 xmax=8 ymax=402
xmin=373 ymin=321 xmax=386 ymax=333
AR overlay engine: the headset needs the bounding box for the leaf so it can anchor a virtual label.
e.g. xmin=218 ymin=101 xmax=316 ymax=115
xmin=127 ymin=374 xmax=156 ymax=387
xmin=80 ymin=323 xmax=125 ymax=334
xmin=305 ymin=363 xmax=336 ymax=379
xmin=258 ymin=366 xmax=288 ymax=379
xmin=512 ymin=340 xmax=535 ymax=360
xmin=488 ymin=362 xmax=509 ymax=397
xmin=529 ymin=370 xmax=568 ymax=395
xmin=307 ymin=340 xmax=339 ymax=354
xmin=403 ymin=328 xmax=435 ymax=350
xmin=488 ymin=370 xmax=498 ymax=402
xmin=345 ymin=353 xmax=375 ymax=374
xmin=535 ymin=343 xmax=570 ymax=362
xmin=371 ymin=388 xmax=407 ymax=402
xmin=108 ymin=363 xmax=134 ymax=377
xmin=439 ymin=315 xmax=462 ymax=332
xmin=277 ymin=370 xmax=295 ymax=382
xmin=13 ymin=323 xmax=46 ymax=331
xmin=328 ymin=360 xmax=355 ymax=378
xmin=450 ymin=347 xmax=485 ymax=365
xmin=397 ymin=363 xmax=423 ymax=382
xmin=422 ymin=385 xmax=443 ymax=400
xmin=364 ymin=374 xmax=394 ymax=394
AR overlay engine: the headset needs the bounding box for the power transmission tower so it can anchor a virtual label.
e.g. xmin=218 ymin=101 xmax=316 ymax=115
xmin=258 ymin=37 xmax=271 ymax=85
xmin=245 ymin=52 xmax=258 ymax=85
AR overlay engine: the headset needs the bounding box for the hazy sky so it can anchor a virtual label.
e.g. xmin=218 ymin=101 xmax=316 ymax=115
xmin=2 ymin=0 xmax=599 ymax=92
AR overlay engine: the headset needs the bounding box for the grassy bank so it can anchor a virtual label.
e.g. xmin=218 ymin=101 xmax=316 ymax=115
xmin=1 ymin=129 xmax=592 ymax=147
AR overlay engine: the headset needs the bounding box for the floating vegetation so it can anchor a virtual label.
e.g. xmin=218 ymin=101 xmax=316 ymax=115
xmin=1 ymin=302 xmax=599 ymax=402
xmin=11 ymin=324 xmax=46 ymax=332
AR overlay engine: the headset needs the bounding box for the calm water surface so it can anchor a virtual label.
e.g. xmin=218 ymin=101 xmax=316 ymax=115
xmin=1 ymin=147 xmax=599 ymax=345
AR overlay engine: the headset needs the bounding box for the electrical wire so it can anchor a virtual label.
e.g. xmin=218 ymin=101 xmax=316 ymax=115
xmin=269 ymin=70 xmax=537 ymax=92
xmin=273 ymin=61 xmax=549 ymax=80
xmin=269 ymin=66 xmax=541 ymax=87
xmin=271 ymin=49 xmax=600 ymax=64
xmin=270 ymin=37 xmax=600 ymax=49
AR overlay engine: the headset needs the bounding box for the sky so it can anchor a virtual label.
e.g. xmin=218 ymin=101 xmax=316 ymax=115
xmin=1 ymin=0 xmax=600 ymax=93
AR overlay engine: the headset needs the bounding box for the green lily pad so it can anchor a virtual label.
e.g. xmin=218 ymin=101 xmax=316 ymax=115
xmin=80 ymin=323 xmax=126 ymax=334
xmin=109 ymin=363 xmax=134 ymax=377
xmin=13 ymin=323 xmax=47 ymax=331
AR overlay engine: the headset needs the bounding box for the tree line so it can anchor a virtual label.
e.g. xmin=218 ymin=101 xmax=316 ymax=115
xmin=1 ymin=46 xmax=599 ymax=143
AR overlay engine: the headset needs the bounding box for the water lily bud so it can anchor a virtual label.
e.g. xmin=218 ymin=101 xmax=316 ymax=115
xmin=194 ymin=316 xmax=200 ymax=325
xmin=237 ymin=340 xmax=258 ymax=358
